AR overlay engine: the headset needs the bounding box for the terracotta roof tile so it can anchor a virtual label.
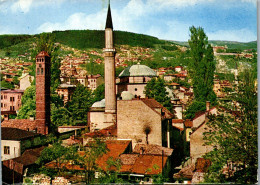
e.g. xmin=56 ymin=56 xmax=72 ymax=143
xmin=36 ymin=51 xmax=50 ymax=57
xmin=184 ymin=120 xmax=193 ymax=128
xmin=1 ymin=127 xmax=40 ymax=140
xmin=133 ymin=144 xmax=173 ymax=156
xmin=172 ymin=119 xmax=184 ymax=123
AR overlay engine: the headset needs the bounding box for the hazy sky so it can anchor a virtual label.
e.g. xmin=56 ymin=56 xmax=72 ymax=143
xmin=0 ymin=0 xmax=257 ymax=42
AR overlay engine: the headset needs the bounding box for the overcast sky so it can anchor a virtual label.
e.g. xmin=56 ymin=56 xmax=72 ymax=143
xmin=0 ymin=0 xmax=257 ymax=42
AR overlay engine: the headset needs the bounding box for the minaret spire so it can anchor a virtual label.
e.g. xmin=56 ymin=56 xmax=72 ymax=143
xmin=105 ymin=0 xmax=113 ymax=29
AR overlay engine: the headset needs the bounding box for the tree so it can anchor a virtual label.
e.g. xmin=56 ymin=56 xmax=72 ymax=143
xmin=66 ymin=84 xmax=94 ymax=125
xmin=17 ymin=85 xmax=36 ymax=119
xmin=92 ymin=83 xmax=105 ymax=102
xmin=76 ymin=138 xmax=108 ymax=184
xmin=36 ymin=141 xmax=79 ymax=177
xmin=203 ymin=68 xmax=257 ymax=184
xmin=188 ymin=26 xmax=216 ymax=104
xmin=144 ymin=77 xmax=173 ymax=112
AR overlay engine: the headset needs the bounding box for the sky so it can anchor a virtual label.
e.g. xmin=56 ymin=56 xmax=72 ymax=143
xmin=0 ymin=0 xmax=257 ymax=42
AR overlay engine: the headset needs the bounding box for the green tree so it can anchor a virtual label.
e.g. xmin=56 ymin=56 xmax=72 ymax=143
xmin=0 ymin=80 xmax=14 ymax=89
xmin=76 ymin=138 xmax=108 ymax=184
xmin=188 ymin=26 xmax=216 ymax=104
xmin=17 ymin=85 xmax=36 ymax=119
xmin=144 ymin=77 xmax=173 ymax=112
xmin=203 ymin=68 xmax=257 ymax=184
xmin=66 ymin=84 xmax=94 ymax=124
xmin=36 ymin=141 xmax=79 ymax=177
xmin=92 ymin=83 xmax=105 ymax=102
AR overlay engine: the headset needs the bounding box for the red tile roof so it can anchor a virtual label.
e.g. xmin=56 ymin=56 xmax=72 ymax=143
xmin=172 ymin=119 xmax=184 ymax=123
xmin=184 ymin=120 xmax=193 ymax=128
xmin=96 ymin=140 xmax=131 ymax=171
xmin=1 ymin=127 xmax=40 ymax=140
xmin=83 ymin=125 xmax=117 ymax=138
xmin=1 ymin=119 xmax=37 ymax=131
xmin=36 ymin=51 xmax=50 ymax=57
xmin=133 ymin=144 xmax=173 ymax=156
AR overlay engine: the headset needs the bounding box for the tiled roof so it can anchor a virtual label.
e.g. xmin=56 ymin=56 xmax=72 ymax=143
xmin=13 ymin=146 xmax=46 ymax=166
xmin=1 ymin=127 xmax=40 ymax=140
xmin=130 ymin=154 xmax=168 ymax=175
xmin=172 ymin=119 xmax=184 ymax=123
xmin=96 ymin=140 xmax=131 ymax=171
xmin=1 ymin=89 xmax=24 ymax=93
xmin=36 ymin=51 xmax=50 ymax=57
xmin=84 ymin=124 xmax=117 ymax=138
xmin=133 ymin=144 xmax=173 ymax=156
xmin=184 ymin=120 xmax=193 ymax=128
xmin=141 ymin=98 xmax=174 ymax=119
xmin=1 ymin=119 xmax=36 ymax=131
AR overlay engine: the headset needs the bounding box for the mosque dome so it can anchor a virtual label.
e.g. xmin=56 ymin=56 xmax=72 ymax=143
xmin=119 ymin=64 xmax=157 ymax=77
xmin=121 ymin=91 xmax=135 ymax=100
xmin=92 ymin=99 xmax=105 ymax=108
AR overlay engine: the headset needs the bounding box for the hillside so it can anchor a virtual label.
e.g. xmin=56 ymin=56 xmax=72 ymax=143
xmin=171 ymin=40 xmax=257 ymax=51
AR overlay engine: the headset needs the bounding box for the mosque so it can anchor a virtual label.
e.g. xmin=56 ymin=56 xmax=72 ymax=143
xmin=88 ymin=3 xmax=178 ymax=149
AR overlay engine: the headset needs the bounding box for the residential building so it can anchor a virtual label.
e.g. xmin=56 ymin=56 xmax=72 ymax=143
xmin=1 ymin=89 xmax=24 ymax=112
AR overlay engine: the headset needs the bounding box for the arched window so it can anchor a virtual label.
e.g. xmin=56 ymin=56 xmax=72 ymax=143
xmin=37 ymin=68 xmax=40 ymax=75
xmin=41 ymin=68 xmax=43 ymax=75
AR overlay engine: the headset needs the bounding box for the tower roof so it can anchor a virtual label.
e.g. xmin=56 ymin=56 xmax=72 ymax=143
xmin=36 ymin=51 xmax=50 ymax=57
xmin=105 ymin=3 xmax=113 ymax=29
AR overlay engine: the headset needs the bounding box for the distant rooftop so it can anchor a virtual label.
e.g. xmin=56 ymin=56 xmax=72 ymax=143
xmin=2 ymin=127 xmax=40 ymax=140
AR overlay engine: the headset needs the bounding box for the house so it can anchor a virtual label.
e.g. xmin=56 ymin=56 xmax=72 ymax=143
xmin=1 ymin=127 xmax=41 ymax=161
xmin=2 ymin=146 xmax=46 ymax=184
xmin=87 ymin=74 xmax=104 ymax=91
xmin=1 ymin=89 xmax=24 ymax=112
xmin=19 ymin=73 xmax=34 ymax=90
xmin=116 ymin=64 xmax=157 ymax=98
xmin=56 ymin=82 xmax=76 ymax=104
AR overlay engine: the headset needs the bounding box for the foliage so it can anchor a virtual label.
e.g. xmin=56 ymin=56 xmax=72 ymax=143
xmin=51 ymin=104 xmax=72 ymax=127
xmin=0 ymin=80 xmax=14 ymax=89
xmin=17 ymin=85 xmax=36 ymax=119
xmin=188 ymin=26 xmax=216 ymax=105
xmin=76 ymin=138 xmax=108 ymax=184
xmin=144 ymin=77 xmax=173 ymax=112
xmin=36 ymin=141 xmax=79 ymax=176
xmin=83 ymin=61 xmax=104 ymax=77
xmin=92 ymin=83 xmax=105 ymax=102
xmin=184 ymin=101 xmax=206 ymax=119
xmin=203 ymin=68 xmax=257 ymax=184
xmin=66 ymin=84 xmax=94 ymax=124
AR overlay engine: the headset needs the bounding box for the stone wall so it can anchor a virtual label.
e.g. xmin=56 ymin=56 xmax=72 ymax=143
xmin=117 ymin=100 xmax=162 ymax=148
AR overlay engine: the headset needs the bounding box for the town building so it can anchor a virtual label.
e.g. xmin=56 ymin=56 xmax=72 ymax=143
xmin=56 ymin=82 xmax=76 ymax=104
xmin=1 ymin=89 xmax=24 ymax=113
xmin=19 ymin=73 xmax=34 ymax=90
xmin=116 ymin=63 xmax=157 ymax=98
xmin=87 ymin=74 xmax=104 ymax=90
xmin=1 ymin=127 xmax=41 ymax=161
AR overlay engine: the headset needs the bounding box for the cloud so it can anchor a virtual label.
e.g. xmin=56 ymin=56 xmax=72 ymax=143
xmin=207 ymin=28 xmax=256 ymax=42
xmin=37 ymin=10 xmax=107 ymax=33
xmin=11 ymin=0 xmax=33 ymax=13
xmin=10 ymin=0 xmax=66 ymax=14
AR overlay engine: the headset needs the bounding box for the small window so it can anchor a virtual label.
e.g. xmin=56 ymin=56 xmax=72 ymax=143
xmin=4 ymin=95 xmax=7 ymax=99
xmin=135 ymin=88 xmax=138 ymax=91
xmin=41 ymin=68 xmax=43 ymax=75
xmin=10 ymin=106 xmax=15 ymax=111
xmin=1 ymin=103 xmax=3 ymax=107
xmin=4 ymin=146 xmax=10 ymax=155
xmin=1 ymin=95 xmax=3 ymax=100
xmin=37 ymin=68 xmax=40 ymax=75
xmin=10 ymin=97 xmax=14 ymax=102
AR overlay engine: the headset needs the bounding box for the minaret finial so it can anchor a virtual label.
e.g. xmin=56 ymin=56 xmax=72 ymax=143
xmin=105 ymin=0 xmax=113 ymax=29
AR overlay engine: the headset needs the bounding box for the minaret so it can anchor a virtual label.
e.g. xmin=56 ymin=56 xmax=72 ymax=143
xmin=35 ymin=51 xmax=50 ymax=135
xmin=104 ymin=1 xmax=117 ymax=125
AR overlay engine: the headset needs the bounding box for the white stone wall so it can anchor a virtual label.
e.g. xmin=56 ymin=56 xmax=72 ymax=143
xmin=1 ymin=140 xmax=21 ymax=161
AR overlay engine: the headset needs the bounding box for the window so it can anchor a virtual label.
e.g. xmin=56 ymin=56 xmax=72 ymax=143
xmin=10 ymin=97 xmax=14 ymax=102
xmin=4 ymin=95 xmax=7 ymax=99
xmin=41 ymin=68 xmax=43 ymax=75
xmin=4 ymin=146 xmax=10 ymax=155
xmin=1 ymin=103 xmax=2 ymax=108
xmin=37 ymin=68 xmax=40 ymax=75
xmin=10 ymin=106 xmax=15 ymax=111
xmin=1 ymin=95 xmax=2 ymax=100
xmin=135 ymin=88 xmax=138 ymax=91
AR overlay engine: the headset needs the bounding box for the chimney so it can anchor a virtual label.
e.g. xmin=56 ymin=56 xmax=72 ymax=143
xmin=206 ymin=101 xmax=210 ymax=112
